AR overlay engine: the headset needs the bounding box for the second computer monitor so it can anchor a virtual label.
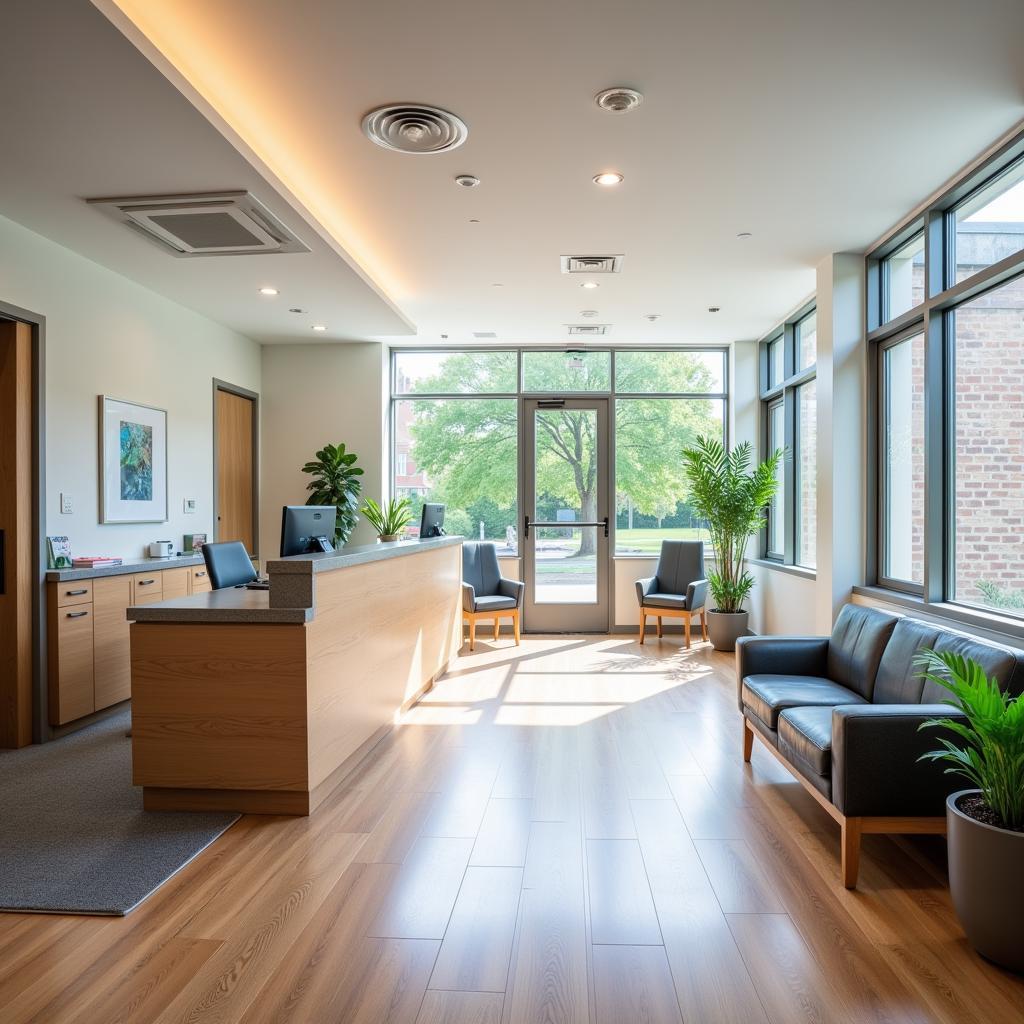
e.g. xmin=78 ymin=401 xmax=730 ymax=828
xmin=419 ymin=502 xmax=446 ymax=538
xmin=280 ymin=505 xmax=337 ymax=556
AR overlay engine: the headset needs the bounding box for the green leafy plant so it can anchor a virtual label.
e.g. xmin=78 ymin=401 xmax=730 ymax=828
xmin=301 ymin=443 xmax=363 ymax=546
xmin=681 ymin=436 xmax=784 ymax=613
xmin=976 ymin=580 xmax=1024 ymax=611
xmin=361 ymin=496 xmax=413 ymax=539
xmin=917 ymin=649 xmax=1024 ymax=830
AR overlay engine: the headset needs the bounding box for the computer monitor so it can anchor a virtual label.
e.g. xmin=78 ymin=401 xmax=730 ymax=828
xmin=280 ymin=505 xmax=337 ymax=556
xmin=419 ymin=502 xmax=446 ymax=539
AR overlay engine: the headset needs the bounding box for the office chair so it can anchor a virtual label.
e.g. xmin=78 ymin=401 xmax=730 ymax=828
xmin=202 ymin=541 xmax=258 ymax=590
xmin=462 ymin=541 xmax=524 ymax=650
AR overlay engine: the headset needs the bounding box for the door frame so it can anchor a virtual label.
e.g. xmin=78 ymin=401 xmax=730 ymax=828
xmin=212 ymin=379 xmax=260 ymax=557
xmin=519 ymin=395 xmax=613 ymax=633
xmin=0 ymin=299 xmax=47 ymax=745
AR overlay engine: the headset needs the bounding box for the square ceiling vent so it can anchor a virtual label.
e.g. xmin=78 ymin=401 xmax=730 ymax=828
xmin=86 ymin=191 xmax=310 ymax=257
xmin=560 ymin=254 xmax=623 ymax=274
xmin=566 ymin=324 xmax=610 ymax=336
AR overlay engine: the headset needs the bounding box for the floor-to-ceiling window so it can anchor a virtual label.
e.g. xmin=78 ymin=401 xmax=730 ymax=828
xmin=868 ymin=130 xmax=1024 ymax=625
xmin=390 ymin=348 xmax=728 ymax=570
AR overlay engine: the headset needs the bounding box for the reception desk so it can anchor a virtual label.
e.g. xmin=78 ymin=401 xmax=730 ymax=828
xmin=127 ymin=536 xmax=462 ymax=814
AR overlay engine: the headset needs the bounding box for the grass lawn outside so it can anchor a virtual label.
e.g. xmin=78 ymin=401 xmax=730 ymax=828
xmin=614 ymin=526 xmax=708 ymax=554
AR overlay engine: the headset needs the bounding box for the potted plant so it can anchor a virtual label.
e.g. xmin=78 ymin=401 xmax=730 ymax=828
xmin=681 ymin=436 xmax=783 ymax=651
xmin=301 ymin=443 xmax=363 ymax=547
xmin=361 ymin=496 xmax=413 ymax=542
xmin=917 ymin=649 xmax=1024 ymax=973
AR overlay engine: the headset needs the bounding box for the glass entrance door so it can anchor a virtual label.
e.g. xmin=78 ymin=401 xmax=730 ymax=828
xmin=522 ymin=397 xmax=611 ymax=632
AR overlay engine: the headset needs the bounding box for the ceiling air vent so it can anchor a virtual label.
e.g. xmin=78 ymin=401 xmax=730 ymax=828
xmin=560 ymin=254 xmax=624 ymax=274
xmin=362 ymin=104 xmax=468 ymax=154
xmin=86 ymin=191 xmax=310 ymax=258
xmin=566 ymin=324 xmax=609 ymax=336
xmin=472 ymin=331 xmax=498 ymax=339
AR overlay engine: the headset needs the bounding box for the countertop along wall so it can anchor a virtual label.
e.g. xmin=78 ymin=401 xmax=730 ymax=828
xmin=0 ymin=213 xmax=262 ymax=559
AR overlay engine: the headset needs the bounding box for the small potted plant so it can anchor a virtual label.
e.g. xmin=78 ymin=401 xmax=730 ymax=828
xmin=682 ymin=436 xmax=783 ymax=651
xmin=917 ymin=649 xmax=1024 ymax=973
xmin=361 ymin=496 xmax=413 ymax=543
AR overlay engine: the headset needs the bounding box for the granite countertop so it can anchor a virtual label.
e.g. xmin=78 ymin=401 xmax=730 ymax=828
xmin=127 ymin=587 xmax=313 ymax=624
xmin=47 ymin=553 xmax=204 ymax=582
xmin=267 ymin=535 xmax=463 ymax=575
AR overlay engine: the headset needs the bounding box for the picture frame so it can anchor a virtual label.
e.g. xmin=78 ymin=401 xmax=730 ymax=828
xmin=98 ymin=396 xmax=168 ymax=524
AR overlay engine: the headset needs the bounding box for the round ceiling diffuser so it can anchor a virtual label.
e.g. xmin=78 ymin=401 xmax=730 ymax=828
xmin=594 ymin=87 xmax=644 ymax=113
xmin=362 ymin=104 xmax=468 ymax=154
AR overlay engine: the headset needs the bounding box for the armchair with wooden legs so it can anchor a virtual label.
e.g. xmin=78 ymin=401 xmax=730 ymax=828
xmin=635 ymin=540 xmax=709 ymax=648
xmin=462 ymin=542 xmax=524 ymax=651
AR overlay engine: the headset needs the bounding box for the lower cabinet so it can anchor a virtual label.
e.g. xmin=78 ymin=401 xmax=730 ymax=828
xmin=48 ymin=563 xmax=209 ymax=726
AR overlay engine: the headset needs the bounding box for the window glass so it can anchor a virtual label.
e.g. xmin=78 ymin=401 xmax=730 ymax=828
xmin=522 ymin=350 xmax=610 ymax=391
xmin=767 ymin=401 xmax=785 ymax=557
xmin=615 ymin=350 xmax=725 ymax=394
xmin=394 ymin=398 xmax=518 ymax=554
xmin=767 ymin=337 xmax=784 ymax=388
xmin=881 ymin=333 xmax=925 ymax=584
xmin=955 ymin=159 xmax=1024 ymax=285
xmin=394 ymin=350 xmax=517 ymax=394
xmin=883 ymin=232 xmax=925 ymax=321
xmin=795 ymin=312 xmax=817 ymax=371
xmin=614 ymin=398 xmax=724 ymax=554
xmin=952 ymin=276 xmax=1024 ymax=615
xmin=796 ymin=380 xmax=817 ymax=568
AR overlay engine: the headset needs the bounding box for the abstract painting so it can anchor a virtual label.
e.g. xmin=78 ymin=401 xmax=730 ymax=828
xmin=100 ymin=397 xmax=167 ymax=523
xmin=119 ymin=421 xmax=153 ymax=501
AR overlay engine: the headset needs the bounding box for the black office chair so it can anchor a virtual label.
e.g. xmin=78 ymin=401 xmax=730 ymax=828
xmin=202 ymin=541 xmax=258 ymax=590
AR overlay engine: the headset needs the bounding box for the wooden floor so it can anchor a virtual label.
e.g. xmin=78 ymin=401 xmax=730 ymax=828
xmin=4 ymin=636 xmax=1024 ymax=1023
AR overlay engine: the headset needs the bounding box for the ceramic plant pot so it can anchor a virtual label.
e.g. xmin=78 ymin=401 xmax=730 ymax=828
xmin=378 ymin=534 xmax=400 ymax=543
xmin=706 ymin=609 xmax=749 ymax=652
xmin=946 ymin=788 xmax=1024 ymax=974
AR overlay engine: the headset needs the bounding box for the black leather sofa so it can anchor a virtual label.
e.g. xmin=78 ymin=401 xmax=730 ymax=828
xmin=736 ymin=604 xmax=1024 ymax=887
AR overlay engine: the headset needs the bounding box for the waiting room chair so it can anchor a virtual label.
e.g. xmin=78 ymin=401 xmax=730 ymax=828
xmin=462 ymin=542 xmax=524 ymax=650
xmin=635 ymin=540 xmax=709 ymax=647
xmin=202 ymin=541 xmax=258 ymax=590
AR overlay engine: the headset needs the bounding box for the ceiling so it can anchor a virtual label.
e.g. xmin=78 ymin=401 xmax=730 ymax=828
xmin=4 ymin=1 xmax=1024 ymax=348
xmin=0 ymin=0 xmax=412 ymax=344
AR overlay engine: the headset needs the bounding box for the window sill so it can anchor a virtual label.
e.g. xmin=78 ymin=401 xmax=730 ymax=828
xmin=852 ymin=585 xmax=1024 ymax=647
xmin=748 ymin=558 xmax=816 ymax=581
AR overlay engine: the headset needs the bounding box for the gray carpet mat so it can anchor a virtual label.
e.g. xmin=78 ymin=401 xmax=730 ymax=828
xmin=0 ymin=708 xmax=239 ymax=916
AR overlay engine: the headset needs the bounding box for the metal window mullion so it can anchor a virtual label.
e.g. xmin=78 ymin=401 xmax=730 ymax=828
xmin=922 ymin=306 xmax=947 ymax=604
xmin=783 ymin=386 xmax=797 ymax=565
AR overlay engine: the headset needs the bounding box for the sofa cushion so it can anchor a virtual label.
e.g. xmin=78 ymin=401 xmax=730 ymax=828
xmin=741 ymin=674 xmax=867 ymax=730
xmin=643 ymin=592 xmax=688 ymax=610
xmin=872 ymin=618 xmax=943 ymax=704
xmin=927 ymin=630 xmax=1024 ymax=701
xmin=472 ymin=594 xmax=518 ymax=612
xmin=826 ymin=605 xmax=899 ymax=700
xmin=778 ymin=706 xmax=833 ymax=776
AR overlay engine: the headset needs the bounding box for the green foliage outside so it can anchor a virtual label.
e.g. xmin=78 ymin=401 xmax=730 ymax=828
xmin=917 ymin=649 xmax=1024 ymax=830
xmin=301 ymin=442 xmax=363 ymax=546
xmin=404 ymin=351 xmax=722 ymax=555
xmin=976 ymin=580 xmax=1024 ymax=610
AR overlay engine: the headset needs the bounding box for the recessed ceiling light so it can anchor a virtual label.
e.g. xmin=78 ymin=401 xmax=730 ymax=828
xmin=581 ymin=281 xmax=600 ymax=290
xmin=289 ymin=307 xmax=306 ymax=314
xmin=595 ymin=87 xmax=644 ymax=113
xmin=708 ymin=306 xmax=721 ymax=314
xmin=492 ymin=283 xmax=504 ymax=287
xmin=469 ymin=218 xmax=480 ymax=223
xmin=737 ymin=232 xmax=753 ymax=239
xmin=454 ymin=174 xmax=480 ymax=188
xmin=580 ymin=310 xmax=599 ymax=318
xmin=593 ymin=172 xmax=624 ymax=186
xmin=312 ymin=323 xmax=328 ymax=331
xmin=644 ymin=314 xmax=661 ymax=322
xmin=258 ymin=286 xmax=279 ymax=296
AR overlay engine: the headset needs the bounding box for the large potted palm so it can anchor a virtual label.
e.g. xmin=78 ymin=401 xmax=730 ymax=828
xmin=917 ymin=649 xmax=1024 ymax=973
xmin=300 ymin=442 xmax=363 ymax=547
xmin=682 ymin=436 xmax=783 ymax=651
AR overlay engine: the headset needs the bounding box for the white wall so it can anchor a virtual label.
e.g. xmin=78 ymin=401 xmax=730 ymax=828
xmin=260 ymin=342 xmax=387 ymax=555
xmin=0 ymin=213 xmax=261 ymax=559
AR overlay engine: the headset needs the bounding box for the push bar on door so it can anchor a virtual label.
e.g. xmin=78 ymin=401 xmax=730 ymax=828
xmin=524 ymin=516 xmax=609 ymax=538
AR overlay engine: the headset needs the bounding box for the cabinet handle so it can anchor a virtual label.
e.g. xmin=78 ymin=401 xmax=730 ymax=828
xmin=66 ymin=610 xmax=89 ymax=619
xmin=195 ymin=571 xmax=207 ymax=578
xmin=138 ymin=578 xmax=156 ymax=586
xmin=66 ymin=588 xmax=88 ymax=596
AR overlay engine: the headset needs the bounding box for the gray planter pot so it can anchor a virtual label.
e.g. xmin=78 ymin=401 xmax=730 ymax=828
xmin=706 ymin=609 xmax=748 ymax=652
xmin=378 ymin=534 xmax=401 ymax=543
xmin=947 ymin=789 xmax=1024 ymax=974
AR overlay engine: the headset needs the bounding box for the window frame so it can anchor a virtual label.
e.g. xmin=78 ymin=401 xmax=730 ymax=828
xmin=865 ymin=126 xmax=1024 ymax=634
xmin=758 ymin=302 xmax=816 ymax=567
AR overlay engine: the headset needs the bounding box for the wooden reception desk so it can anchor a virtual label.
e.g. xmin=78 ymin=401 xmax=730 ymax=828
xmin=127 ymin=537 xmax=462 ymax=814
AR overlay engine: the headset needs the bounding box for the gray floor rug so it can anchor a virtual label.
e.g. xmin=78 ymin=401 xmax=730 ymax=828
xmin=0 ymin=708 xmax=239 ymax=916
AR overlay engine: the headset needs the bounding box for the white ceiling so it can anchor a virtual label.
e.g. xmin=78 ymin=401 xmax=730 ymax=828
xmin=5 ymin=1 xmax=1024 ymax=348
xmin=0 ymin=0 xmax=412 ymax=344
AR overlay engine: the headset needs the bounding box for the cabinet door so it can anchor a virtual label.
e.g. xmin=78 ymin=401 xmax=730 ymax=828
xmin=132 ymin=573 xmax=163 ymax=604
xmin=94 ymin=575 xmax=133 ymax=709
xmin=51 ymin=606 xmax=94 ymax=724
xmin=189 ymin=565 xmax=212 ymax=594
xmin=162 ymin=567 xmax=190 ymax=600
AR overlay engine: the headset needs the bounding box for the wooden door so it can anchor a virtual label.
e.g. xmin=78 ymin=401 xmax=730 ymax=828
xmin=0 ymin=320 xmax=33 ymax=747
xmin=216 ymin=387 xmax=255 ymax=553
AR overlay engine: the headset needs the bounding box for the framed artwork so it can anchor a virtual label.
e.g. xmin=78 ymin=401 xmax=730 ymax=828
xmin=99 ymin=396 xmax=168 ymax=524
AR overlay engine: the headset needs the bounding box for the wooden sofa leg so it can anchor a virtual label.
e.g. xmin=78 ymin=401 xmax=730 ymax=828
xmin=656 ymin=616 xmax=663 ymax=639
xmin=700 ymin=610 xmax=707 ymax=641
xmin=841 ymin=817 xmax=862 ymax=889
xmin=742 ymin=717 xmax=753 ymax=763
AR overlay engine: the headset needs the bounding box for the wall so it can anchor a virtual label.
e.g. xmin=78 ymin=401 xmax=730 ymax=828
xmin=260 ymin=342 xmax=387 ymax=555
xmin=0 ymin=214 xmax=261 ymax=559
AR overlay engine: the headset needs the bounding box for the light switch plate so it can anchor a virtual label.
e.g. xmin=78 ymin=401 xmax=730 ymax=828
xmin=60 ymin=493 xmax=73 ymax=514
xmin=183 ymin=498 xmax=197 ymax=514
